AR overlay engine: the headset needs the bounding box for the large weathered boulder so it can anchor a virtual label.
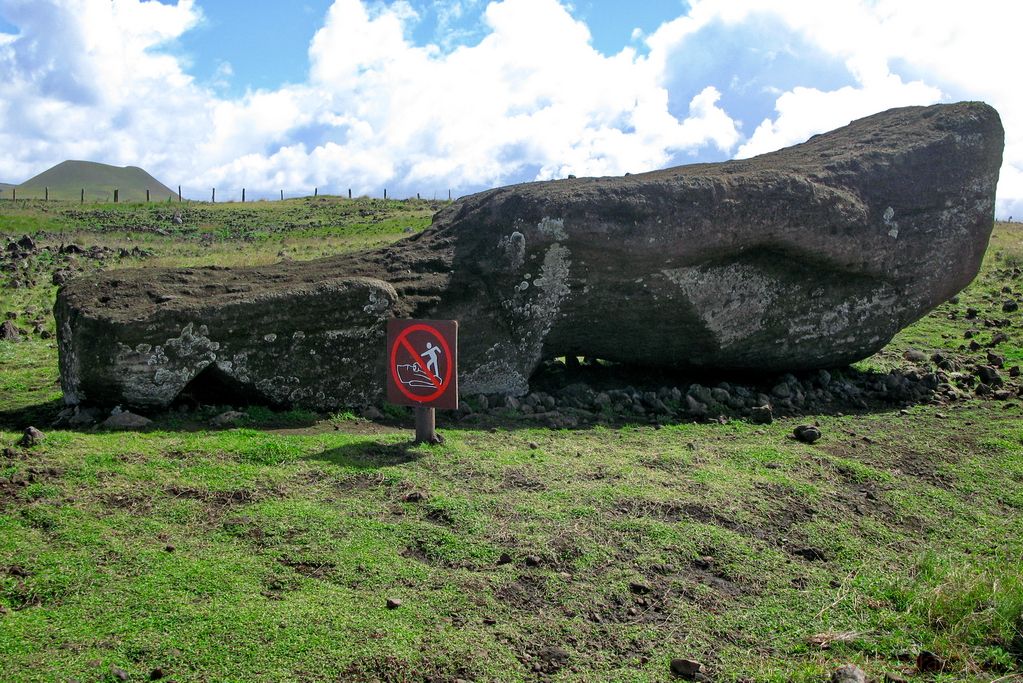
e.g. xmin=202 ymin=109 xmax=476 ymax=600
xmin=56 ymin=102 xmax=1003 ymax=409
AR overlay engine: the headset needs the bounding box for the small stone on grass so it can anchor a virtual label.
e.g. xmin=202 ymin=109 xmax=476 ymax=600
xmin=19 ymin=426 xmax=44 ymax=448
xmin=669 ymin=657 xmax=702 ymax=679
xmin=793 ymin=424 xmax=822 ymax=443
xmin=831 ymin=664 xmax=866 ymax=683
xmin=102 ymin=408 xmax=153 ymax=430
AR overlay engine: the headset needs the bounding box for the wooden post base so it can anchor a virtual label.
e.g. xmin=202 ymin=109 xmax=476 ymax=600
xmin=413 ymin=406 xmax=443 ymax=445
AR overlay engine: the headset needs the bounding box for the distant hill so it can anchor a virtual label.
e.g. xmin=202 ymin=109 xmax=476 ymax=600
xmin=0 ymin=182 xmax=14 ymax=196
xmin=15 ymin=160 xmax=177 ymax=202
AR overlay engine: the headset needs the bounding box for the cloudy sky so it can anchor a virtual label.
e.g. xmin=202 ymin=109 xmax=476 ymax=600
xmin=0 ymin=0 xmax=1020 ymax=217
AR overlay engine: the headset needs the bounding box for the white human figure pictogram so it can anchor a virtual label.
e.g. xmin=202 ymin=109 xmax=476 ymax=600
xmin=420 ymin=341 xmax=442 ymax=383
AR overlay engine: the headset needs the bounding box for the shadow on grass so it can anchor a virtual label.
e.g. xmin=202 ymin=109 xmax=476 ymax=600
xmin=0 ymin=398 xmax=65 ymax=431
xmin=0 ymin=399 xmax=324 ymax=434
xmin=302 ymin=439 xmax=424 ymax=469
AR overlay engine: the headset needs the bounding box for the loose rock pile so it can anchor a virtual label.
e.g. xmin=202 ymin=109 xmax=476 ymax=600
xmin=2 ymin=234 xmax=151 ymax=293
xmin=1 ymin=235 xmax=153 ymax=341
xmin=444 ymin=350 xmax=1021 ymax=428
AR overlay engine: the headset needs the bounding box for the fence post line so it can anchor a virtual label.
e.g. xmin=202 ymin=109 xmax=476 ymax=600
xmin=11 ymin=188 xmax=15 ymax=201
xmin=114 ymin=189 xmax=119 ymax=203
xmin=80 ymin=189 xmax=84 ymax=204
xmin=448 ymin=189 xmax=451 ymax=200
xmin=146 ymin=188 xmax=150 ymax=203
xmin=212 ymin=188 xmax=215 ymax=203
xmin=280 ymin=189 xmax=284 ymax=201
xmin=178 ymin=185 xmax=182 ymax=202
xmin=314 ymin=187 xmax=317 ymax=197
xmin=45 ymin=186 xmax=48 ymax=201
xmin=348 ymin=188 xmax=351 ymax=199
xmin=383 ymin=188 xmax=387 ymax=199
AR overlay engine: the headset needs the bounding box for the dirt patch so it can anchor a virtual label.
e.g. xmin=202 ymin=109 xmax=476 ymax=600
xmin=164 ymin=484 xmax=266 ymax=507
xmin=612 ymin=498 xmax=742 ymax=531
xmin=889 ymin=446 xmax=958 ymax=489
xmin=817 ymin=455 xmax=929 ymax=532
xmin=0 ymin=479 xmax=19 ymax=509
xmin=686 ymin=566 xmax=743 ymax=601
xmin=278 ymin=556 xmax=336 ymax=580
xmin=336 ymin=652 xmax=480 ymax=683
xmin=496 ymin=573 xmax=552 ymax=612
xmin=517 ymin=643 xmax=572 ymax=676
xmin=502 ymin=466 xmax=548 ymax=491
xmin=424 ymin=506 xmax=456 ymax=526
xmin=303 ymin=468 xmax=395 ymax=493
xmin=260 ymin=571 xmax=301 ymax=600
xmin=0 ymin=465 xmax=65 ymax=510
xmin=162 ymin=483 xmax=283 ymax=525
xmin=272 ymin=420 xmax=404 ymax=437
xmin=398 ymin=537 xmax=483 ymax=570
xmin=101 ymin=490 xmax=155 ymax=514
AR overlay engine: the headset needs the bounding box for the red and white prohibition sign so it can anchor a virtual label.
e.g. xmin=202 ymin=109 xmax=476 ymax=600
xmin=386 ymin=319 xmax=458 ymax=410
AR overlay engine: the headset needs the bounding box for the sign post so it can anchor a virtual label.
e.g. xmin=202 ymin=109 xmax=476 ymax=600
xmin=386 ymin=319 xmax=458 ymax=444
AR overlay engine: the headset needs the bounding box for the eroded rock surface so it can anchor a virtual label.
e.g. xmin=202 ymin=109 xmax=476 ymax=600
xmin=56 ymin=102 xmax=1004 ymax=410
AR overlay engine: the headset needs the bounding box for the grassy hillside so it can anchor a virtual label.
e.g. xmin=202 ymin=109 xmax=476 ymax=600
xmin=14 ymin=160 xmax=176 ymax=203
xmin=0 ymin=203 xmax=1021 ymax=682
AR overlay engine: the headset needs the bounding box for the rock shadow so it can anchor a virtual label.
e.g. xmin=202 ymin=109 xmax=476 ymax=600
xmin=0 ymin=398 xmax=65 ymax=431
xmin=302 ymin=440 xmax=424 ymax=469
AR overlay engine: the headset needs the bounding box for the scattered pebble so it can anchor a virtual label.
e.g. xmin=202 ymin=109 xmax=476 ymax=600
xmin=693 ymin=556 xmax=714 ymax=570
xmin=793 ymin=425 xmax=822 ymax=444
xmin=903 ymin=349 xmax=928 ymax=363
xmin=524 ymin=554 xmax=542 ymax=567
xmin=669 ymin=657 xmax=703 ymax=680
xmin=916 ymin=650 xmax=944 ymax=673
xmin=750 ymin=405 xmax=773 ymax=424
xmin=831 ymin=664 xmax=866 ymax=683
xmin=102 ymin=408 xmax=153 ymax=430
xmin=0 ymin=320 xmax=21 ymax=341
xmin=19 ymin=426 xmax=44 ymax=448
xmin=385 ymin=597 xmax=402 ymax=609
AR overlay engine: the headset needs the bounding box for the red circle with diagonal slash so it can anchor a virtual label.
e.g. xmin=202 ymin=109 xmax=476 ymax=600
xmin=390 ymin=323 xmax=453 ymax=403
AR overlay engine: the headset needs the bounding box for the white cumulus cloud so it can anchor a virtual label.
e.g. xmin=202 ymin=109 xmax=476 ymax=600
xmin=0 ymin=0 xmax=741 ymax=198
xmin=0 ymin=0 xmax=1020 ymax=217
xmin=647 ymin=0 xmax=1023 ymax=216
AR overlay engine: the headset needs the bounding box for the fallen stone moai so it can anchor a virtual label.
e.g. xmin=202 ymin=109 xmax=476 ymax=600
xmin=56 ymin=102 xmax=1004 ymax=410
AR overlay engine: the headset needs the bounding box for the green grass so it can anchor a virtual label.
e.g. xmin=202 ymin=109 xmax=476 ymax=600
xmin=0 ymin=208 xmax=1021 ymax=681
